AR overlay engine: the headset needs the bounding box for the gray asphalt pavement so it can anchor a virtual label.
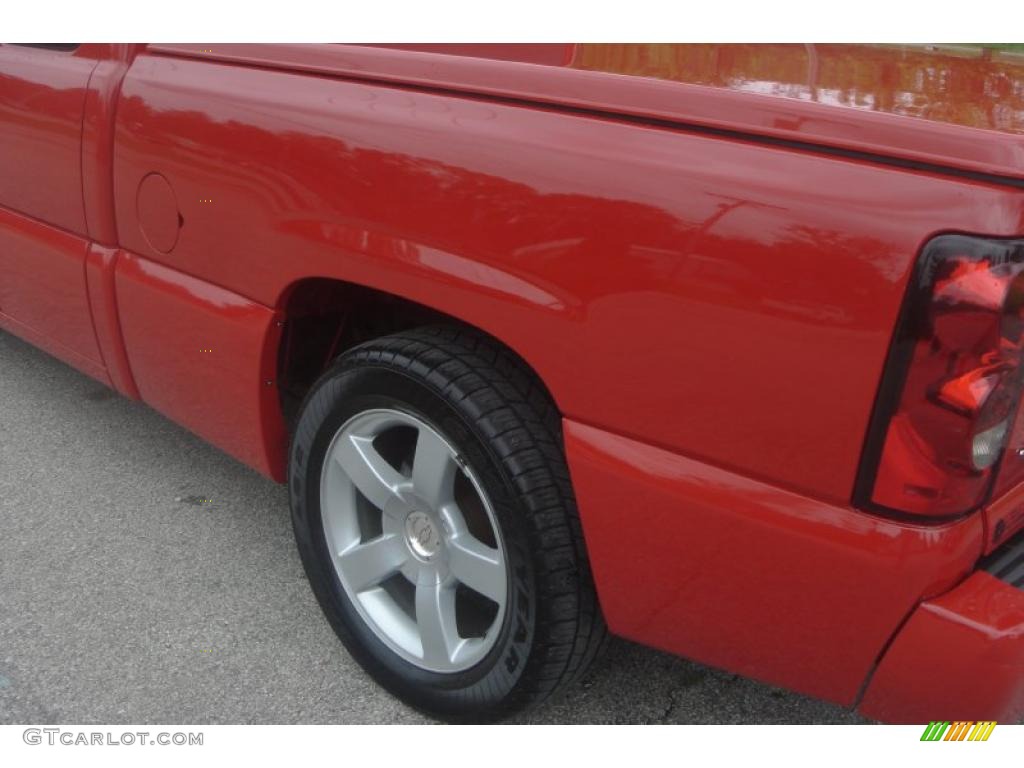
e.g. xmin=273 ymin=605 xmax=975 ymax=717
xmin=0 ymin=328 xmax=865 ymax=724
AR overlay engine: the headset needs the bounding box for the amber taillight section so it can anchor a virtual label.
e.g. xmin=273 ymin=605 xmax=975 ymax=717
xmin=856 ymin=235 xmax=1024 ymax=520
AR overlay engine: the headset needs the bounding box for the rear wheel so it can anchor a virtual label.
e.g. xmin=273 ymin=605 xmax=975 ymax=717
xmin=288 ymin=325 xmax=606 ymax=721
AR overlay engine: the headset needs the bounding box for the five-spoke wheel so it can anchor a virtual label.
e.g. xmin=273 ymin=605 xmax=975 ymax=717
xmin=322 ymin=409 xmax=507 ymax=673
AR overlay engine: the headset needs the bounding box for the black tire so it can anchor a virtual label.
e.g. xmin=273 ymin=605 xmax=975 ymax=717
xmin=288 ymin=325 xmax=607 ymax=721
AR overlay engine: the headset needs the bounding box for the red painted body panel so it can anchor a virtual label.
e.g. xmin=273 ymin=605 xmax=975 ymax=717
xmin=4 ymin=43 xmax=1024 ymax=720
xmin=152 ymin=43 xmax=1024 ymax=180
xmin=0 ymin=45 xmax=115 ymax=376
xmin=84 ymin=245 xmax=139 ymax=399
xmin=0 ymin=45 xmax=95 ymax=233
xmin=114 ymin=253 xmax=286 ymax=479
xmin=860 ymin=571 xmax=1024 ymax=723
xmin=82 ymin=45 xmax=145 ymax=246
xmin=563 ymin=419 xmax=985 ymax=705
xmin=112 ymin=53 xmax=1024 ymax=507
xmin=0 ymin=206 xmax=106 ymax=378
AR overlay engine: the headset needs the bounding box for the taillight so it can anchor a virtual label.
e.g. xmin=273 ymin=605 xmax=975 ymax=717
xmin=855 ymin=234 xmax=1024 ymax=521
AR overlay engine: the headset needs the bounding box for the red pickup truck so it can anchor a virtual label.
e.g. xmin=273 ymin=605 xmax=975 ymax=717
xmin=2 ymin=42 xmax=1023 ymax=723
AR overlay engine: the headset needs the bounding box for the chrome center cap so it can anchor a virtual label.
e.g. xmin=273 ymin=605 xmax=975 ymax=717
xmin=404 ymin=510 xmax=442 ymax=559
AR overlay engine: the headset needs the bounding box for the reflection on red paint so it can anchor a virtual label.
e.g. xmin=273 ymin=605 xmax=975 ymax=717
xmin=568 ymin=44 xmax=1024 ymax=135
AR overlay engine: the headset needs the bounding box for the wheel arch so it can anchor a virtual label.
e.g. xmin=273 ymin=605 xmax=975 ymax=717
xmin=272 ymin=275 xmax=566 ymax=442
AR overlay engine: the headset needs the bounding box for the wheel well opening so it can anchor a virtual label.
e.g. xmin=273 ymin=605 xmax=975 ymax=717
xmin=275 ymin=279 xmax=557 ymax=433
xmin=277 ymin=279 xmax=447 ymax=427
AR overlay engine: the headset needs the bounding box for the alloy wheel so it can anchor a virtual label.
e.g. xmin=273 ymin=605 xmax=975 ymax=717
xmin=319 ymin=408 xmax=508 ymax=673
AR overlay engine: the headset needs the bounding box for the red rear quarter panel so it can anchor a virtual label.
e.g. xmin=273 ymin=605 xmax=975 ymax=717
xmin=114 ymin=52 xmax=1024 ymax=502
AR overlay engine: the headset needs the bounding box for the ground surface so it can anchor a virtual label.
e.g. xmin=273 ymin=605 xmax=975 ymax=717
xmin=0 ymin=329 xmax=866 ymax=724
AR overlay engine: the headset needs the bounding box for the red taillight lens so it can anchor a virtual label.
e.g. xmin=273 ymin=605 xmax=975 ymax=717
xmin=856 ymin=235 xmax=1024 ymax=520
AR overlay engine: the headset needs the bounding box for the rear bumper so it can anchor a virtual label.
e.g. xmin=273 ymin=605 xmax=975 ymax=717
xmin=859 ymin=534 xmax=1024 ymax=723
